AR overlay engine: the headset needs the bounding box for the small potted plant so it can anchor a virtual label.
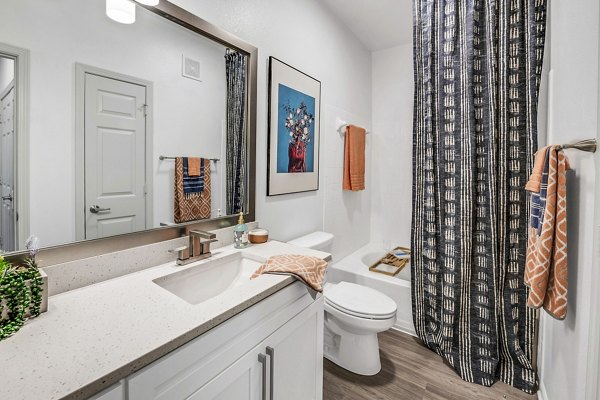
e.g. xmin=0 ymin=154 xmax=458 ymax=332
xmin=0 ymin=236 xmax=46 ymax=340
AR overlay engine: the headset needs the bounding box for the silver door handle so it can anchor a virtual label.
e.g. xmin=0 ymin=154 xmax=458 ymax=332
xmin=1 ymin=195 xmax=12 ymax=202
xmin=89 ymin=205 xmax=111 ymax=214
xmin=266 ymin=346 xmax=274 ymax=400
xmin=258 ymin=353 xmax=267 ymax=400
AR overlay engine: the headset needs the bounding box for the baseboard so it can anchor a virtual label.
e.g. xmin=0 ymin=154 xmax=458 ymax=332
xmin=538 ymin=380 xmax=549 ymax=400
xmin=392 ymin=322 xmax=416 ymax=337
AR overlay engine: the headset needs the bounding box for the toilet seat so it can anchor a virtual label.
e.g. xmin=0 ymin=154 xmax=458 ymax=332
xmin=324 ymin=282 xmax=397 ymax=320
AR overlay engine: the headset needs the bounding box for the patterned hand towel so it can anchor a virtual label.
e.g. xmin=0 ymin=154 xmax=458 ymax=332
xmin=174 ymin=157 xmax=211 ymax=223
xmin=182 ymin=157 xmax=204 ymax=194
xmin=525 ymin=146 xmax=570 ymax=320
xmin=343 ymin=125 xmax=366 ymax=191
xmin=251 ymin=254 xmax=328 ymax=292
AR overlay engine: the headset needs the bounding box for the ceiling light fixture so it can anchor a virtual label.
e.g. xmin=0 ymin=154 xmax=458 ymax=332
xmin=135 ymin=0 xmax=160 ymax=6
xmin=106 ymin=0 xmax=136 ymax=24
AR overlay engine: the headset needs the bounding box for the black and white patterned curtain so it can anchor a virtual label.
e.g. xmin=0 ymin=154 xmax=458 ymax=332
xmin=225 ymin=49 xmax=248 ymax=215
xmin=411 ymin=0 xmax=546 ymax=393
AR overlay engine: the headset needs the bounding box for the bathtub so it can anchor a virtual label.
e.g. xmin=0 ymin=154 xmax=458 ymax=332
xmin=327 ymin=243 xmax=416 ymax=336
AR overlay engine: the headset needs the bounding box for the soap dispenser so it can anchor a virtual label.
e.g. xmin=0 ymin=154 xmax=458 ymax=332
xmin=233 ymin=212 xmax=249 ymax=248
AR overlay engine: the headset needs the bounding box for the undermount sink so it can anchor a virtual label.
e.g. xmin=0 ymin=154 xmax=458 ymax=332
xmin=153 ymin=252 xmax=264 ymax=305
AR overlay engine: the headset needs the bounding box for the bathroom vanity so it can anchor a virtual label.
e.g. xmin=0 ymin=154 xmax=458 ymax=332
xmin=0 ymin=241 xmax=328 ymax=400
xmin=98 ymin=283 xmax=323 ymax=400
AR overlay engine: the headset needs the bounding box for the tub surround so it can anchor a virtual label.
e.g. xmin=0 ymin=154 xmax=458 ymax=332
xmin=0 ymin=239 xmax=330 ymax=400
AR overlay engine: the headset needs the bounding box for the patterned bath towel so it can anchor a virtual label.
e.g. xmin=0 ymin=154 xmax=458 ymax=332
xmin=525 ymin=146 xmax=570 ymax=320
xmin=174 ymin=157 xmax=211 ymax=223
xmin=251 ymin=254 xmax=328 ymax=292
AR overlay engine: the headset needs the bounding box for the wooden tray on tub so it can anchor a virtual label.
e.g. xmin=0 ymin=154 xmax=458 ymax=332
xmin=368 ymin=246 xmax=411 ymax=277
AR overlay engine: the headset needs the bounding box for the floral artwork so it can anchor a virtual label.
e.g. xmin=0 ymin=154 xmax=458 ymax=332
xmin=268 ymin=57 xmax=320 ymax=196
xmin=277 ymin=84 xmax=316 ymax=173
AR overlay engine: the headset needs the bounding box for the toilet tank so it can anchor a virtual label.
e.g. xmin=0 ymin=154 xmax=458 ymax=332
xmin=287 ymin=231 xmax=334 ymax=252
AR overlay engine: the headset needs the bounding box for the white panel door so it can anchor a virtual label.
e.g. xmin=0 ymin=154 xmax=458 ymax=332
xmin=0 ymin=83 xmax=16 ymax=251
xmin=84 ymin=73 xmax=146 ymax=239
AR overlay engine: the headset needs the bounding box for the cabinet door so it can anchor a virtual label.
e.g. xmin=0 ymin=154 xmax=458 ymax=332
xmin=187 ymin=346 xmax=265 ymax=400
xmin=88 ymin=382 xmax=125 ymax=400
xmin=266 ymin=297 xmax=324 ymax=400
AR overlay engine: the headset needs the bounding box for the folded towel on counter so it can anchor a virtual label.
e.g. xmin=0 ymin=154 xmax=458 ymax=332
xmin=182 ymin=157 xmax=205 ymax=195
xmin=251 ymin=254 xmax=328 ymax=292
xmin=343 ymin=125 xmax=366 ymax=191
xmin=187 ymin=157 xmax=202 ymax=177
xmin=525 ymin=145 xmax=570 ymax=320
xmin=174 ymin=157 xmax=211 ymax=223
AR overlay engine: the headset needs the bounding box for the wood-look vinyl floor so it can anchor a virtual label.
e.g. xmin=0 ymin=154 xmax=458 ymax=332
xmin=323 ymin=329 xmax=536 ymax=400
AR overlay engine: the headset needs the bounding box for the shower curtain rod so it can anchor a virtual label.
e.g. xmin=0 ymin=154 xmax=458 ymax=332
xmin=557 ymin=138 xmax=597 ymax=153
xmin=159 ymin=156 xmax=220 ymax=162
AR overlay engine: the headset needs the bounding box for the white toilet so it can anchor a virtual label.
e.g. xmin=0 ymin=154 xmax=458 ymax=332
xmin=287 ymin=231 xmax=397 ymax=376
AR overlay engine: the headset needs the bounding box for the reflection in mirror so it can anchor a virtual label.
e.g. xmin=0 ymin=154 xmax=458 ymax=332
xmin=0 ymin=55 xmax=15 ymax=252
xmin=0 ymin=0 xmax=249 ymax=250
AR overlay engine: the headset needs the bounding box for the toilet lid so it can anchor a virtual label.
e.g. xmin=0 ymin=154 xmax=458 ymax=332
xmin=325 ymin=282 xmax=397 ymax=319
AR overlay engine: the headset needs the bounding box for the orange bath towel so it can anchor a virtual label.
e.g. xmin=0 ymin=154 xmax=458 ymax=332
xmin=251 ymin=254 xmax=328 ymax=292
xmin=343 ymin=125 xmax=366 ymax=191
xmin=525 ymin=146 xmax=570 ymax=320
xmin=187 ymin=157 xmax=201 ymax=177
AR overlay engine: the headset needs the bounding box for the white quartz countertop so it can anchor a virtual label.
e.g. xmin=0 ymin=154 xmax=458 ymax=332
xmin=0 ymin=241 xmax=330 ymax=400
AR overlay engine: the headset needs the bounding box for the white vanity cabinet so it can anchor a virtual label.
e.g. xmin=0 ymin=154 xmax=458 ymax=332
xmin=125 ymin=282 xmax=324 ymax=400
xmin=89 ymin=382 xmax=125 ymax=400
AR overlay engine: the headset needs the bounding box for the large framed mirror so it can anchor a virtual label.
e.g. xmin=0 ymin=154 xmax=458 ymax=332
xmin=0 ymin=0 xmax=257 ymax=265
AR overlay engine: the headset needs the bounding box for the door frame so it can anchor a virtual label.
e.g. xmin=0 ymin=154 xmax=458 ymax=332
xmin=0 ymin=43 xmax=30 ymax=250
xmin=585 ymin=7 xmax=600 ymax=399
xmin=74 ymin=63 xmax=154 ymax=241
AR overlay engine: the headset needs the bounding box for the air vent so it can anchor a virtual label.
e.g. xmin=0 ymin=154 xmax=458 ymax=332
xmin=182 ymin=55 xmax=201 ymax=81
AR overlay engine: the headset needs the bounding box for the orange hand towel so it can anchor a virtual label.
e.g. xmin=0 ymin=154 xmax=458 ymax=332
xmin=251 ymin=254 xmax=328 ymax=292
xmin=524 ymin=145 xmax=550 ymax=192
xmin=187 ymin=157 xmax=201 ymax=177
xmin=525 ymin=146 xmax=570 ymax=320
xmin=343 ymin=125 xmax=366 ymax=191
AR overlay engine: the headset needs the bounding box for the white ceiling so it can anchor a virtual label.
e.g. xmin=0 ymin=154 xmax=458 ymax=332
xmin=321 ymin=0 xmax=413 ymax=52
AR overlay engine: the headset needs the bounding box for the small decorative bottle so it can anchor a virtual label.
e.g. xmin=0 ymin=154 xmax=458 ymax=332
xmin=233 ymin=212 xmax=249 ymax=249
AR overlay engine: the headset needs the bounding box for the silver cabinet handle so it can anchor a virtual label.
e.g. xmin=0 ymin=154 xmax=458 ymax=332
xmin=266 ymin=347 xmax=274 ymax=400
xmin=258 ymin=353 xmax=267 ymax=400
xmin=89 ymin=205 xmax=111 ymax=214
xmin=1 ymin=195 xmax=12 ymax=202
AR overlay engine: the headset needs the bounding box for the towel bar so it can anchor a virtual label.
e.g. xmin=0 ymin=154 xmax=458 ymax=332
xmin=336 ymin=118 xmax=370 ymax=135
xmin=159 ymin=156 xmax=220 ymax=162
xmin=557 ymin=138 xmax=597 ymax=153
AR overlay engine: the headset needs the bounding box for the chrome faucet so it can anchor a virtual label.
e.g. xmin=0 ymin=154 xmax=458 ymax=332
xmin=169 ymin=230 xmax=218 ymax=265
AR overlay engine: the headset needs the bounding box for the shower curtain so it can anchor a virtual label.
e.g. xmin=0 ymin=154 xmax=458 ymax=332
xmin=225 ymin=49 xmax=248 ymax=215
xmin=411 ymin=0 xmax=546 ymax=393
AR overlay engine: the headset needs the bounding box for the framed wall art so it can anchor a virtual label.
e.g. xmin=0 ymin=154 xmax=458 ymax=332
xmin=267 ymin=57 xmax=321 ymax=196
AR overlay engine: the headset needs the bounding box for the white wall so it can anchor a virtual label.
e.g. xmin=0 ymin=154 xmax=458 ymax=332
xmin=370 ymin=44 xmax=413 ymax=248
xmin=170 ymin=0 xmax=373 ymax=260
xmin=0 ymin=57 xmax=14 ymax=93
xmin=0 ymin=0 xmax=228 ymax=246
xmin=538 ymin=0 xmax=599 ymax=399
